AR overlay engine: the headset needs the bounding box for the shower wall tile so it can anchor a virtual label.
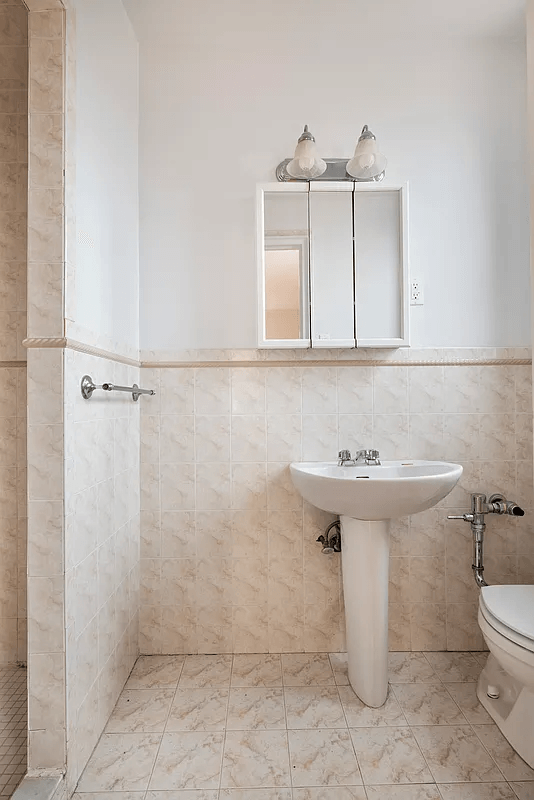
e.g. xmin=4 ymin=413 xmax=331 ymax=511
xmin=62 ymin=350 xmax=141 ymax=789
xmin=140 ymin=361 xmax=534 ymax=654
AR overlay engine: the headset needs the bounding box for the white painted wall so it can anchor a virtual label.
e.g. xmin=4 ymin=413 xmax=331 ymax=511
xmin=74 ymin=0 xmax=139 ymax=350
xmin=124 ymin=0 xmax=529 ymax=350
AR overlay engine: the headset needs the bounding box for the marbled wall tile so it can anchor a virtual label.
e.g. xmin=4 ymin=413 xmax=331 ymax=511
xmin=338 ymin=414 xmax=373 ymax=456
xmin=337 ymin=367 xmax=373 ymax=414
xmin=231 ymin=415 xmax=266 ymax=462
xmin=374 ymin=366 xmax=408 ymax=414
xmin=195 ymin=415 xmax=230 ymax=462
xmin=160 ymin=369 xmax=194 ymax=415
xmin=195 ymin=368 xmax=230 ymax=415
xmin=302 ymin=414 xmax=337 ymax=461
xmin=231 ymin=462 xmax=267 ymax=510
xmin=411 ymin=604 xmax=446 ymax=651
xmin=160 ymin=414 xmax=195 ymax=463
xmin=160 ymin=463 xmax=195 ymax=510
xmin=266 ymin=367 xmax=301 ymax=414
xmin=231 ymin=368 xmax=265 ymax=414
xmin=302 ymin=367 xmax=337 ymax=414
xmin=232 ymin=605 xmax=269 ymax=653
xmin=266 ymin=414 xmax=301 ymax=462
xmin=194 ymin=462 xmax=231 ymax=510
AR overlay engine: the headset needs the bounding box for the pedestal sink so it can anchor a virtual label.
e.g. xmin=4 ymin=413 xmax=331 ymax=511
xmin=290 ymin=460 xmax=463 ymax=707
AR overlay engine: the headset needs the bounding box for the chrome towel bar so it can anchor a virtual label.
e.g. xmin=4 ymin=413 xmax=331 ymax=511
xmin=81 ymin=375 xmax=156 ymax=402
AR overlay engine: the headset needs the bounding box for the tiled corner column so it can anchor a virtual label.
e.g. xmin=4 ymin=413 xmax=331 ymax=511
xmin=25 ymin=0 xmax=67 ymax=776
xmin=0 ymin=0 xmax=29 ymax=666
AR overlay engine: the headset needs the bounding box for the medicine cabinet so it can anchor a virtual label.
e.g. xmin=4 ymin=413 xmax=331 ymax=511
xmin=256 ymin=181 xmax=409 ymax=348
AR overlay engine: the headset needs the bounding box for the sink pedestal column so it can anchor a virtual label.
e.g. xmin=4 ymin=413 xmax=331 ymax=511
xmin=340 ymin=515 xmax=390 ymax=708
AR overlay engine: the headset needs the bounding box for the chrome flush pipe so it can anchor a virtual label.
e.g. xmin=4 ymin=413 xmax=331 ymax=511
xmin=448 ymin=493 xmax=525 ymax=588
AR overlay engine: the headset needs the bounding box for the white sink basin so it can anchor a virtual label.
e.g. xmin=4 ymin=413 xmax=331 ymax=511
xmin=290 ymin=457 xmax=463 ymax=709
xmin=290 ymin=460 xmax=463 ymax=520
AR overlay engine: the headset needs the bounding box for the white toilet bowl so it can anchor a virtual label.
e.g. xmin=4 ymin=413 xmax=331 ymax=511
xmin=477 ymin=584 xmax=534 ymax=768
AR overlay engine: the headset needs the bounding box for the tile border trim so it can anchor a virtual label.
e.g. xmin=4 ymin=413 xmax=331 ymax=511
xmin=23 ymin=338 xmax=140 ymax=367
xmin=22 ymin=340 xmax=532 ymax=369
xmin=142 ymin=358 xmax=532 ymax=368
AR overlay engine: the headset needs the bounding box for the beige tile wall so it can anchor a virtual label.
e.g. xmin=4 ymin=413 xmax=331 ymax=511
xmin=0 ymin=0 xmax=28 ymax=666
xmin=139 ymin=362 xmax=534 ymax=655
xmin=63 ymin=349 xmax=140 ymax=789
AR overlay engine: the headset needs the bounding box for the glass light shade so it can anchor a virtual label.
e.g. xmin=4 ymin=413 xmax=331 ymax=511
xmin=286 ymin=138 xmax=327 ymax=179
xmin=346 ymin=136 xmax=387 ymax=180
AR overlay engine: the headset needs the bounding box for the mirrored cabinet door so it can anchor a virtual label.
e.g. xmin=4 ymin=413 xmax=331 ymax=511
xmin=354 ymin=185 xmax=409 ymax=347
xmin=259 ymin=186 xmax=310 ymax=347
xmin=309 ymin=185 xmax=355 ymax=348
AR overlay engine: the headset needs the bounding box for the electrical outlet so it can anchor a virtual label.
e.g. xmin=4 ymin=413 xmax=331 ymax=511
xmin=410 ymin=279 xmax=424 ymax=306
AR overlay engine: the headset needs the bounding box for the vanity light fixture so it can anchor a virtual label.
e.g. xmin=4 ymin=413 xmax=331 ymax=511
xmin=276 ymin=124 xmax=386 ymax=182
xmin=346 ymin=125 xmax=387 ymax=181
xmin=285 ymin=125 xmax=327 ymax=179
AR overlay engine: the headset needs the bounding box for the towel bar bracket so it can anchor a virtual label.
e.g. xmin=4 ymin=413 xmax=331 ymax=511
xmin=81 ymin=374 xmax=155 ymax=402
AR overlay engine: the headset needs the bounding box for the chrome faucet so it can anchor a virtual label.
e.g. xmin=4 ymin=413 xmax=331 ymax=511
xmin=338 ymin=449 xmax=381 ymax=466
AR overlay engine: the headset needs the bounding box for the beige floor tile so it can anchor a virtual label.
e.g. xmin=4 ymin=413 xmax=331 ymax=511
xmin=166 ymin=689 xmax=229 ymax=731
xmin=392 ymin=683 xmax=466 ymax=725
xmin=443 ymin=683 xmax=493 ymax=724
xmin=339 ymin=685 xmax=406 ymax=727
xmin=388 ymin=653 xmax=439 ymax=684
xmin=77 ymin=733 xmax=161 ymax=792
xmin=221 ymin=730 xmax=291 ymax=788
xmin=473 ymin=726 xmax=534 ymax=782
xmin=179 ymin=655 xmax=233 ymax=688
xmin=126 ymin=656 xmax=185 ymax=689
xmin=281 ymin=654 xmax=335 ymax=687
xmin=411 ymin=725 xmax=503 ymax=783
xmin=73 ymin=795 xmax=145 ymax=800
xmin=292 ymin=789 xmax=367 ymax=799
xmin=146 ymin=792 xmax=218 ymax=800
xmin=231 ymin=654 xmax=283 ymax=687
xmin=105 ymin=690 xmax=174 ymax=733
xmin=284 ymin=687 xmax=345 ymax=729
xmin=226 ymin=688 xmax=285 ymax=730
xmin=365 ymin=787 xmax=441 ymax=799
xmin=437 ymin=783 xmax=517 ymax=799
xmin=350 ymin=726 xmax=433 ymax=785
xmin=510 ymin=783 xmax=534 ymax=800
xmin=328 ymin=653 xmax=350 ymax=686
xmin=149 ymin=732 xmax=224 ymax=790
xmin=220 ymin=789 xmax=291 ymax=799
xmin=288 ymin=729 xmax=362 ymax=787
xmin=424 ymin=653 xmax=482 ymax=682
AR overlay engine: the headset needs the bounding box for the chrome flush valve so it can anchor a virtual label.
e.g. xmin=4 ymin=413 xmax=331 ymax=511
xmin=447 ymin=492 xmax=525 ymax=588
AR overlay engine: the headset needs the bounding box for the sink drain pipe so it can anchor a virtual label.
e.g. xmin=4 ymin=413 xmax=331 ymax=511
xmin=447 ymin=493 xmax=524 ymax=587
xmin=317 ymin=520 xmax=341 ymax=554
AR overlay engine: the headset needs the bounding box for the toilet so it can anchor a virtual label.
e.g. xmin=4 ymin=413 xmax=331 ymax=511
xmin=477 ymin=584 xmax=534 ymax=767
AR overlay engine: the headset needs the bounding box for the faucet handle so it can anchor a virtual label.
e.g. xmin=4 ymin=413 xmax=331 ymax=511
xmin=339 ymin=449 xmax=351 ymax=461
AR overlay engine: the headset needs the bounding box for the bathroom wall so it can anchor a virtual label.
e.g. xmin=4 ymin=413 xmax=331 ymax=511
xmin=140 ymin=355 xmax=534 ymax=654
xmin=60 ymin=0 xmax=141 ymax=789
xmin=64 ymin=351 xmax=140 ymax=785
xmin=0 ymin=0 xmax=28 ymax=664
xmin=123 ymin=0 xmax=530 ymax=351
xmin=24 ymin=0 xmax=142 ymax=788
xmin=68 ymin=0 xmax=139 ymax=359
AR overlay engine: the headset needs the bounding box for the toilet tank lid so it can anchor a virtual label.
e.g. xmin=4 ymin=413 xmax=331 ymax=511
xmin=481 ymin=585 xmax=534 ymax=640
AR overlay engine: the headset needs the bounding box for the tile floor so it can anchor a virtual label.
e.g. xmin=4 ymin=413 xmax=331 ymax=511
xmin=0 ymin=667 xmax=26 ymax=800
xmin=75 ymin=652 xmax=534 ymax=800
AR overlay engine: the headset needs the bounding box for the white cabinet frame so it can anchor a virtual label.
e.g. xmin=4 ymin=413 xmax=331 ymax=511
xmin=257 ymin=181 xmax=410 ymax=349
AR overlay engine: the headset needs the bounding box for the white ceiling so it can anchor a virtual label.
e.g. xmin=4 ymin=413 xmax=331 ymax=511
xmin=122 ymin=0 xmax=526 ymax=42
